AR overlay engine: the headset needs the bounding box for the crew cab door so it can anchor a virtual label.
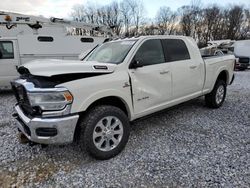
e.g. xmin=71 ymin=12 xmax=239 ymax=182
xmin=0 ymin=40 xmax=19 ymax=89
xmin=128 ymin=39 xmax=172 ymax=115
xmin=162 ymin=39 xmax=203 ymax=99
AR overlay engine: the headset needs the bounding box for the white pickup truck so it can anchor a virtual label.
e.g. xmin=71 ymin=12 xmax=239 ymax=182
xmin=12 ymin=36 xmax=235 ymax=159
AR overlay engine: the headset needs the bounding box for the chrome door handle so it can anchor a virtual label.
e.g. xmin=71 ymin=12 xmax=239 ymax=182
xmin=190 ymin=65 xmax=198 ymax=69
xmin=160 ymin=70 xmax=170 ymax=75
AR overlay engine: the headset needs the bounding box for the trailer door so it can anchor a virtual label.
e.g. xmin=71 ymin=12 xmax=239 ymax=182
xmin=0 ymin=40 xmax=19 ymax=89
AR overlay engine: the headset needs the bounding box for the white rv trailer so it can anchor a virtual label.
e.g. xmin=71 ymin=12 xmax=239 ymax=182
xmin=234 ymin=40 xmax=250 ymax=70
xmin=0 ymin=11 xmax=112 ymax=89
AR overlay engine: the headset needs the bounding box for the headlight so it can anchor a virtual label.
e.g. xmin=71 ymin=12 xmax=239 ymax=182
xmin=27 ymin=91 xmax=73 ymax=111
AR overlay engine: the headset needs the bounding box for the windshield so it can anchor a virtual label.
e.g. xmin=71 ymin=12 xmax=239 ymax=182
xmin=86 ymin=40 xmax=137 ymax=64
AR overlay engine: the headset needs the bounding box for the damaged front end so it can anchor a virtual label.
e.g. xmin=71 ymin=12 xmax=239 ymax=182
xmin=11 ymin=68 xmax=81 ymax=144
xmin=12 ymin=77 xmax=80 ymax=144
xmin=17 ymin=65 xmax=111 ymax=88
xmin=12 ymin=61 xmax=115 ymax=144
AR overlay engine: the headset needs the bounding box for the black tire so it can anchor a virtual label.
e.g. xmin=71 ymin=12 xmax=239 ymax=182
xmin=205 ymin=80 xmax=227 ymax=108
xmin=78 ymin=105 xmax=130 ymax=160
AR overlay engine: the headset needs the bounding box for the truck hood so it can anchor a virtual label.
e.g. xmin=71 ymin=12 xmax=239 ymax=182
xmin=20 ymin=59 xmax=117 ymax=77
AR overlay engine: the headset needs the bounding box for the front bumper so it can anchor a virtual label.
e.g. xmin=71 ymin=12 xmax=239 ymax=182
xmin=13 ymin=105 xmax=79 ymax=144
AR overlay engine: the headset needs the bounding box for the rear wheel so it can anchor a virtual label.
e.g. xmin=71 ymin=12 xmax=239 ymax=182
xmin=205 ymin=80 xmax=227 ymax=108
xmin=78 ymin=105 xmax=130 ymax=160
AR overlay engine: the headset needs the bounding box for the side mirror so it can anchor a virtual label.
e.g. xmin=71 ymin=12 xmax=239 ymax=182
xmin=130 ymin=58 xmax=144 ymax=69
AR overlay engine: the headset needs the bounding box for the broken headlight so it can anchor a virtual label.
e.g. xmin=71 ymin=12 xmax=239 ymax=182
xmin=27 ymin=91 xmax=73 ymax=111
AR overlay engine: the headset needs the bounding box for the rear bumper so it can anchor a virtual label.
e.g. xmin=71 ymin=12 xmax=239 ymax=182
xmin=13 ymin=105 xmax=79 ymax=144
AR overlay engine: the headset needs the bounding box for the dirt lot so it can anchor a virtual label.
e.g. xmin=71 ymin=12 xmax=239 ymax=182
xmin=0 ymin=70 xmax=249 ymax=187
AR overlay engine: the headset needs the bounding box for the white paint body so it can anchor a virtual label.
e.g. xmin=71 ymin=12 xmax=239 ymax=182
xmin=234 ymin=40 xmax=250 ymax=58
xmin=22 ymin=36 xmax=235 ymax=121
xmin=0 ymin=11 xmax=112 ymax=89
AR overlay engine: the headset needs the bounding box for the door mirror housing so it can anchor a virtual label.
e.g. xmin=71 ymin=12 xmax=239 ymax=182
xmin=130 ymin=58 xmax=144 ymax=69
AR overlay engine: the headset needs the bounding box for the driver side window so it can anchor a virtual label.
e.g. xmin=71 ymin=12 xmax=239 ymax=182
xmin=134 ymin=39 xmax=165 ymax=66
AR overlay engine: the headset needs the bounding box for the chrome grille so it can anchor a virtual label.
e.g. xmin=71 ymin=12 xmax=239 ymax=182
xmin=11 ymin=83 xmax=33 ymax=116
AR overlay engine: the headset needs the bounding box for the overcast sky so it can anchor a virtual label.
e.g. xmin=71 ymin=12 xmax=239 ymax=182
xmin=0 ymin=0 xmax=249 ymax=19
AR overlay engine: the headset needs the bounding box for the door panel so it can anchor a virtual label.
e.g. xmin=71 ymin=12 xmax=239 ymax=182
xmin=162 ymin=39 xmax=203 ymax=98
xmin=128 ymin=39 xmax=172 ymax=114
xmin=129 ymin=63 xmax=172 ymax=114
xmin=171 ymin=59 xmax=203 ymax=98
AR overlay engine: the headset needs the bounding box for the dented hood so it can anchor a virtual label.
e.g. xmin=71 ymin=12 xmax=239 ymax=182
xmin=20 ymin=59 xmax=117 ymax=77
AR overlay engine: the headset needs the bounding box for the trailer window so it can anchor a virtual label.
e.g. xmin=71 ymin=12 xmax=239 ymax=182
xmin=0 ymin=41 xmax=14 ymax=59
xmin=37 ymin=36 xmax=54 ymax=42
xmin=162 ymin=39 xmax=190 ymax=62
xmin=81 ymin=38 xmax=94 ymax=43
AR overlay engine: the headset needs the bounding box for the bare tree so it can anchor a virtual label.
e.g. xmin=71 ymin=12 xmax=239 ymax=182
xmin=70 ymin=4 xmax=86 ymax=22
xmin=156 ymin=6 xmax=177 ymax=35
xmin=179 ymin=6 xmax=193 ymax=36
xmin=120 ymin=0 xmax=132 ymax=36
xmin=127 ymin=0 xmax=145 ymax=35
xmin=226 ymin=6 xmax=244 ymax=39
xmin=69 ymin=0 xmax=250 ymax=41
xmin=240 ymin=9 xmax=250 ymax=39
xmin=96 ymin=2 xmax=123 ymax=35
xmin=202 ymin=5 xmax=221 ymax=43
xmin=120 ymin=0 xmax=145 ymax=36
xmin=85 ymin=3 xmax=98 ymax=24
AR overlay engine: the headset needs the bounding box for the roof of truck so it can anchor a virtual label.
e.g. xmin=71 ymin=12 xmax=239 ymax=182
xmin=112 ymin=35 xmax=191 ymax=41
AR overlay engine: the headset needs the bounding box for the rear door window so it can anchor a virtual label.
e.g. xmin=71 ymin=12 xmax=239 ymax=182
xmin=0 ymin=41 xmax=14 ymax=59
xmin=162 ymin=39 xmax=190 ymax=62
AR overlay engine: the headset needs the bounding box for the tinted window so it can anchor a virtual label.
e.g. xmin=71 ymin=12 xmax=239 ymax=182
xmin=134 ymin=39 xmax=165 ymax=66
xmin=162 ymin=39 xmax=190 ymax=62
xmin=81 ymin=38 xmax=94 ymax=43
xmin=37 ymin=36 xmax=54 ymax=42
xmin=0 ymin=41 xmax=14 ymax=59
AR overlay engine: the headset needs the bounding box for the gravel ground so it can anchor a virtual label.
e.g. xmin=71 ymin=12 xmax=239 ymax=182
xmin=0 ymin=70 xmax=249 ymax=188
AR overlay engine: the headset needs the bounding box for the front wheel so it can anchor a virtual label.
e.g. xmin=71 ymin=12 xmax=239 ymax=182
xmin=205 ymin=80 xmax=227 ymax=108
xmin=78 ymin=105 xmax=130 ymax=160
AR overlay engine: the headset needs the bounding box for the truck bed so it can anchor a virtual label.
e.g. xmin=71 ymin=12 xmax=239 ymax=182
xmin=202 ymin=54 xmax=235 ymax=93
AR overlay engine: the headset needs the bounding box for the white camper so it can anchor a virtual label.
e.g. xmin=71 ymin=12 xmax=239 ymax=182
xmin=0 ymin=11 xmax=112 ymax=89
xmin=234 ymin=40 xmax=250 ymax=70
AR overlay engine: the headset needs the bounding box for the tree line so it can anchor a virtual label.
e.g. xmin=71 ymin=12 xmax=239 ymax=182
xmin=70 ymin=0 xmax=250 ymax=46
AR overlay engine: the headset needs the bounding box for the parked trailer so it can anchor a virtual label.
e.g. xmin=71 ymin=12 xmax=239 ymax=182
xmin=0 ymin=35 xmax=107 ymax=89
xmin=0 ymin=11 xmax=112 ymax=89
xmin=234 ymin=40 xmax=250 ymax=70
